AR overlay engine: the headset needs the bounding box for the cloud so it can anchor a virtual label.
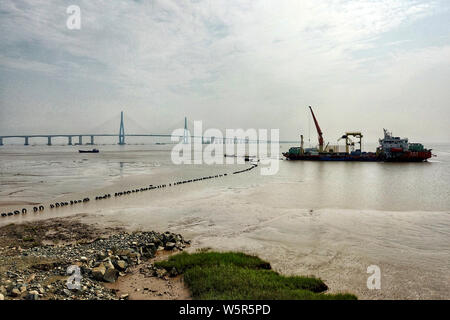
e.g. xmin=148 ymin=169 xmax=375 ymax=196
xmin=0 ymin=0 xmax=448 ymax=142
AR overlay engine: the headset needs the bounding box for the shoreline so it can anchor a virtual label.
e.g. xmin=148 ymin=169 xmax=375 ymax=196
xmin=0 ymin=215 xmax=356 ymax=300
xmin=0 ymin=215 xmax=191 ymax=300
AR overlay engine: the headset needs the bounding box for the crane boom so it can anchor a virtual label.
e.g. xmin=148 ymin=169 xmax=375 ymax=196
xmin=309 ymin=106 xmax=324 ymax=152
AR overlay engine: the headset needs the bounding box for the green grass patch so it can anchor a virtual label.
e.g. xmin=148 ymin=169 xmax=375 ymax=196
xmin=156 ymin=251 xmax=271 ymax=273
xmin=155 ymin=251 xmax=356 ymax=300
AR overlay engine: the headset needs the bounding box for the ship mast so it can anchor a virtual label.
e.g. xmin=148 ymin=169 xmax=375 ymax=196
xmin=309 ymin=106 xmax=324 ymax=152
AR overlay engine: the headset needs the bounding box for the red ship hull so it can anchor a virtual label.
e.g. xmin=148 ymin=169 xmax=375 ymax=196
xmin=382 ymin=150 xmax=432 ymax=162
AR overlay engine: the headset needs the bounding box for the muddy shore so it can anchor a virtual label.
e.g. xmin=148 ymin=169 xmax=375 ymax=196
xmin=0 ymin=214 xmax=191 ymax=300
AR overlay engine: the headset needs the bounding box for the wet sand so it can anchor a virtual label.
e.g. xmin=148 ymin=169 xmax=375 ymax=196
xmin=104 ymin=251 xmax=191 ymax=300
xmin=1 ymin=168 xmax=448 ymax=299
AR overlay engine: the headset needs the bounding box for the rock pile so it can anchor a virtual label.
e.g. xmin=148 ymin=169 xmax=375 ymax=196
xmin=0 ymin=231 xmax=189 ymax=300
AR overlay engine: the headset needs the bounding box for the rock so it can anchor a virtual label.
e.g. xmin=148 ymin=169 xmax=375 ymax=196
xmin=164 ymin=242 xmax=176 ymax=250
xmin=80 ymin=256 xmax=88 ymax=263
xmin=120 ymin=293 xmax=129 ymax=300
xmin=0 ymin=293 xmax=4 ymax=300
xmin=115 ymin=249 xmax=131 ymax=257
xmin=103 ymin=259 xmax=115 ymax=270
xmin=116 ymin=260 xmax=128 ymax=271
xmin=19 ymin=284 xmax=27 ymax=293
xmin=96 ymin=251 xmax=108 ymax=260
xmin=26 ymin=290 xmax=39 ymax=300
xmin=169 ymin=267 xmax=178 ymax=277
xmin=91 ymin=263 xmax=106 ymax=281
xmin=26 ymin=274 xmax=36 ymax=283
xmin=103 ymin=268 xmax=119 ymax=283
xmin=155 ymin=268 xmax=167 ymax=278
xmin=142 ymin=244 xmax=156 ymax=258
xmin=10 ymin=288 xmax=21 ymax=297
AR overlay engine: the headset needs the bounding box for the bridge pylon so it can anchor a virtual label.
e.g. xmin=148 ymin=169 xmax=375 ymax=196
xmin=119 ymin=111 xmax=125 ymax=145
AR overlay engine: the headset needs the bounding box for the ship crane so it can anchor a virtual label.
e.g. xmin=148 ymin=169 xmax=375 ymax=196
xmin=309 ymin=106 xmax=324 ymax=152
xmin=338 ymin=132 xmax=363 ymax=154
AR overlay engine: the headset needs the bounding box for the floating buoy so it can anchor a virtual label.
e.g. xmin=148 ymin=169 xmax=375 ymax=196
xmin=8 ymin=212 xmax=13 ymax=216
xmin=50 ymin=204 xmax=54 ymax=208
xmin=1 ymin=213 xmax=6 ymax=217
xmin=39 ymin=205 xmax=44 ymax=211
xmin=14 ymin=210 xmax=20 ymax=215
xmin=55 ymin=203 xmax=60 ymax=207
xmin=22 ymin=208 xmax=27 ymax=214
xmin=33 ymin=207 xmax=38 ymax=212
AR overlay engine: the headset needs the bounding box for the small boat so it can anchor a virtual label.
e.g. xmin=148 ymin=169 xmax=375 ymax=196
xmin=225 ymin=154 xmax=255 ymax=161
xmin=79 ymin=149 xmax=99 ymax=153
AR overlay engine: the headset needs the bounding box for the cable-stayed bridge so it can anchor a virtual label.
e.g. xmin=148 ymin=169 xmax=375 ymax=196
xmin=0 ymin=112 xmax=297 ymax=146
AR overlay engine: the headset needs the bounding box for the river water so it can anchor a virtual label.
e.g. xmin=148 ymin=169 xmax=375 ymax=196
xmin=0 ymin=142 xmax=449 ymax=299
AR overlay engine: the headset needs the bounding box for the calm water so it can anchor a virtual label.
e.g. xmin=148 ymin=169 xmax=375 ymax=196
xmin=0 ymin=143 xmax=449 ymax=299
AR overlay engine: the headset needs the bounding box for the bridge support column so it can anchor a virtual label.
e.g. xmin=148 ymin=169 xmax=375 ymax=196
xmin=90 ymin=135 xmax=94 ymax=145
xmin=0 ymin=138 xmax=3 ymax=146
xmin=79 ymin=135 xmax=83 ymax=145
xmin=47 ymin=137 xmax=52 ymax=146
xmin=68 ymin=136 xmax=72 ymax=145
xmin=24 ymin=137 xmax=29 ymax=145
xmin=119 ymin=111 xmax=125 ymax=145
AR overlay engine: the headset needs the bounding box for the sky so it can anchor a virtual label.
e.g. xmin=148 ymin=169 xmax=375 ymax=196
xmin=0 ymin=0 xmax=449 ymax=143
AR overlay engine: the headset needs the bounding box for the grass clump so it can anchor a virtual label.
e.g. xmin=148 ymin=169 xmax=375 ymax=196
xmin=156 ymin=251 xmax=271 ymax=273
xmin=155 ymin=251 xmax=357 ymax=300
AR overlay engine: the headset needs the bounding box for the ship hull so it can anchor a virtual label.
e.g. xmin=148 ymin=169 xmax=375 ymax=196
xmin=282 ymin=153 xmax=378 ymax=161
xmin=283 ymin=151 xmax=431 ymax=162
xmin=380 ymin=151 xmax=432 ymax=162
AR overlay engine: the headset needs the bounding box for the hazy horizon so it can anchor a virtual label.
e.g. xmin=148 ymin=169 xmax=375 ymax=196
xmin=1 ymin=0 xmax=449 ymax=143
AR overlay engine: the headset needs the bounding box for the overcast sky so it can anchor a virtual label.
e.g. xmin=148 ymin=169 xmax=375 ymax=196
xmin=0 ymin=0 xmax=449 ymax=143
